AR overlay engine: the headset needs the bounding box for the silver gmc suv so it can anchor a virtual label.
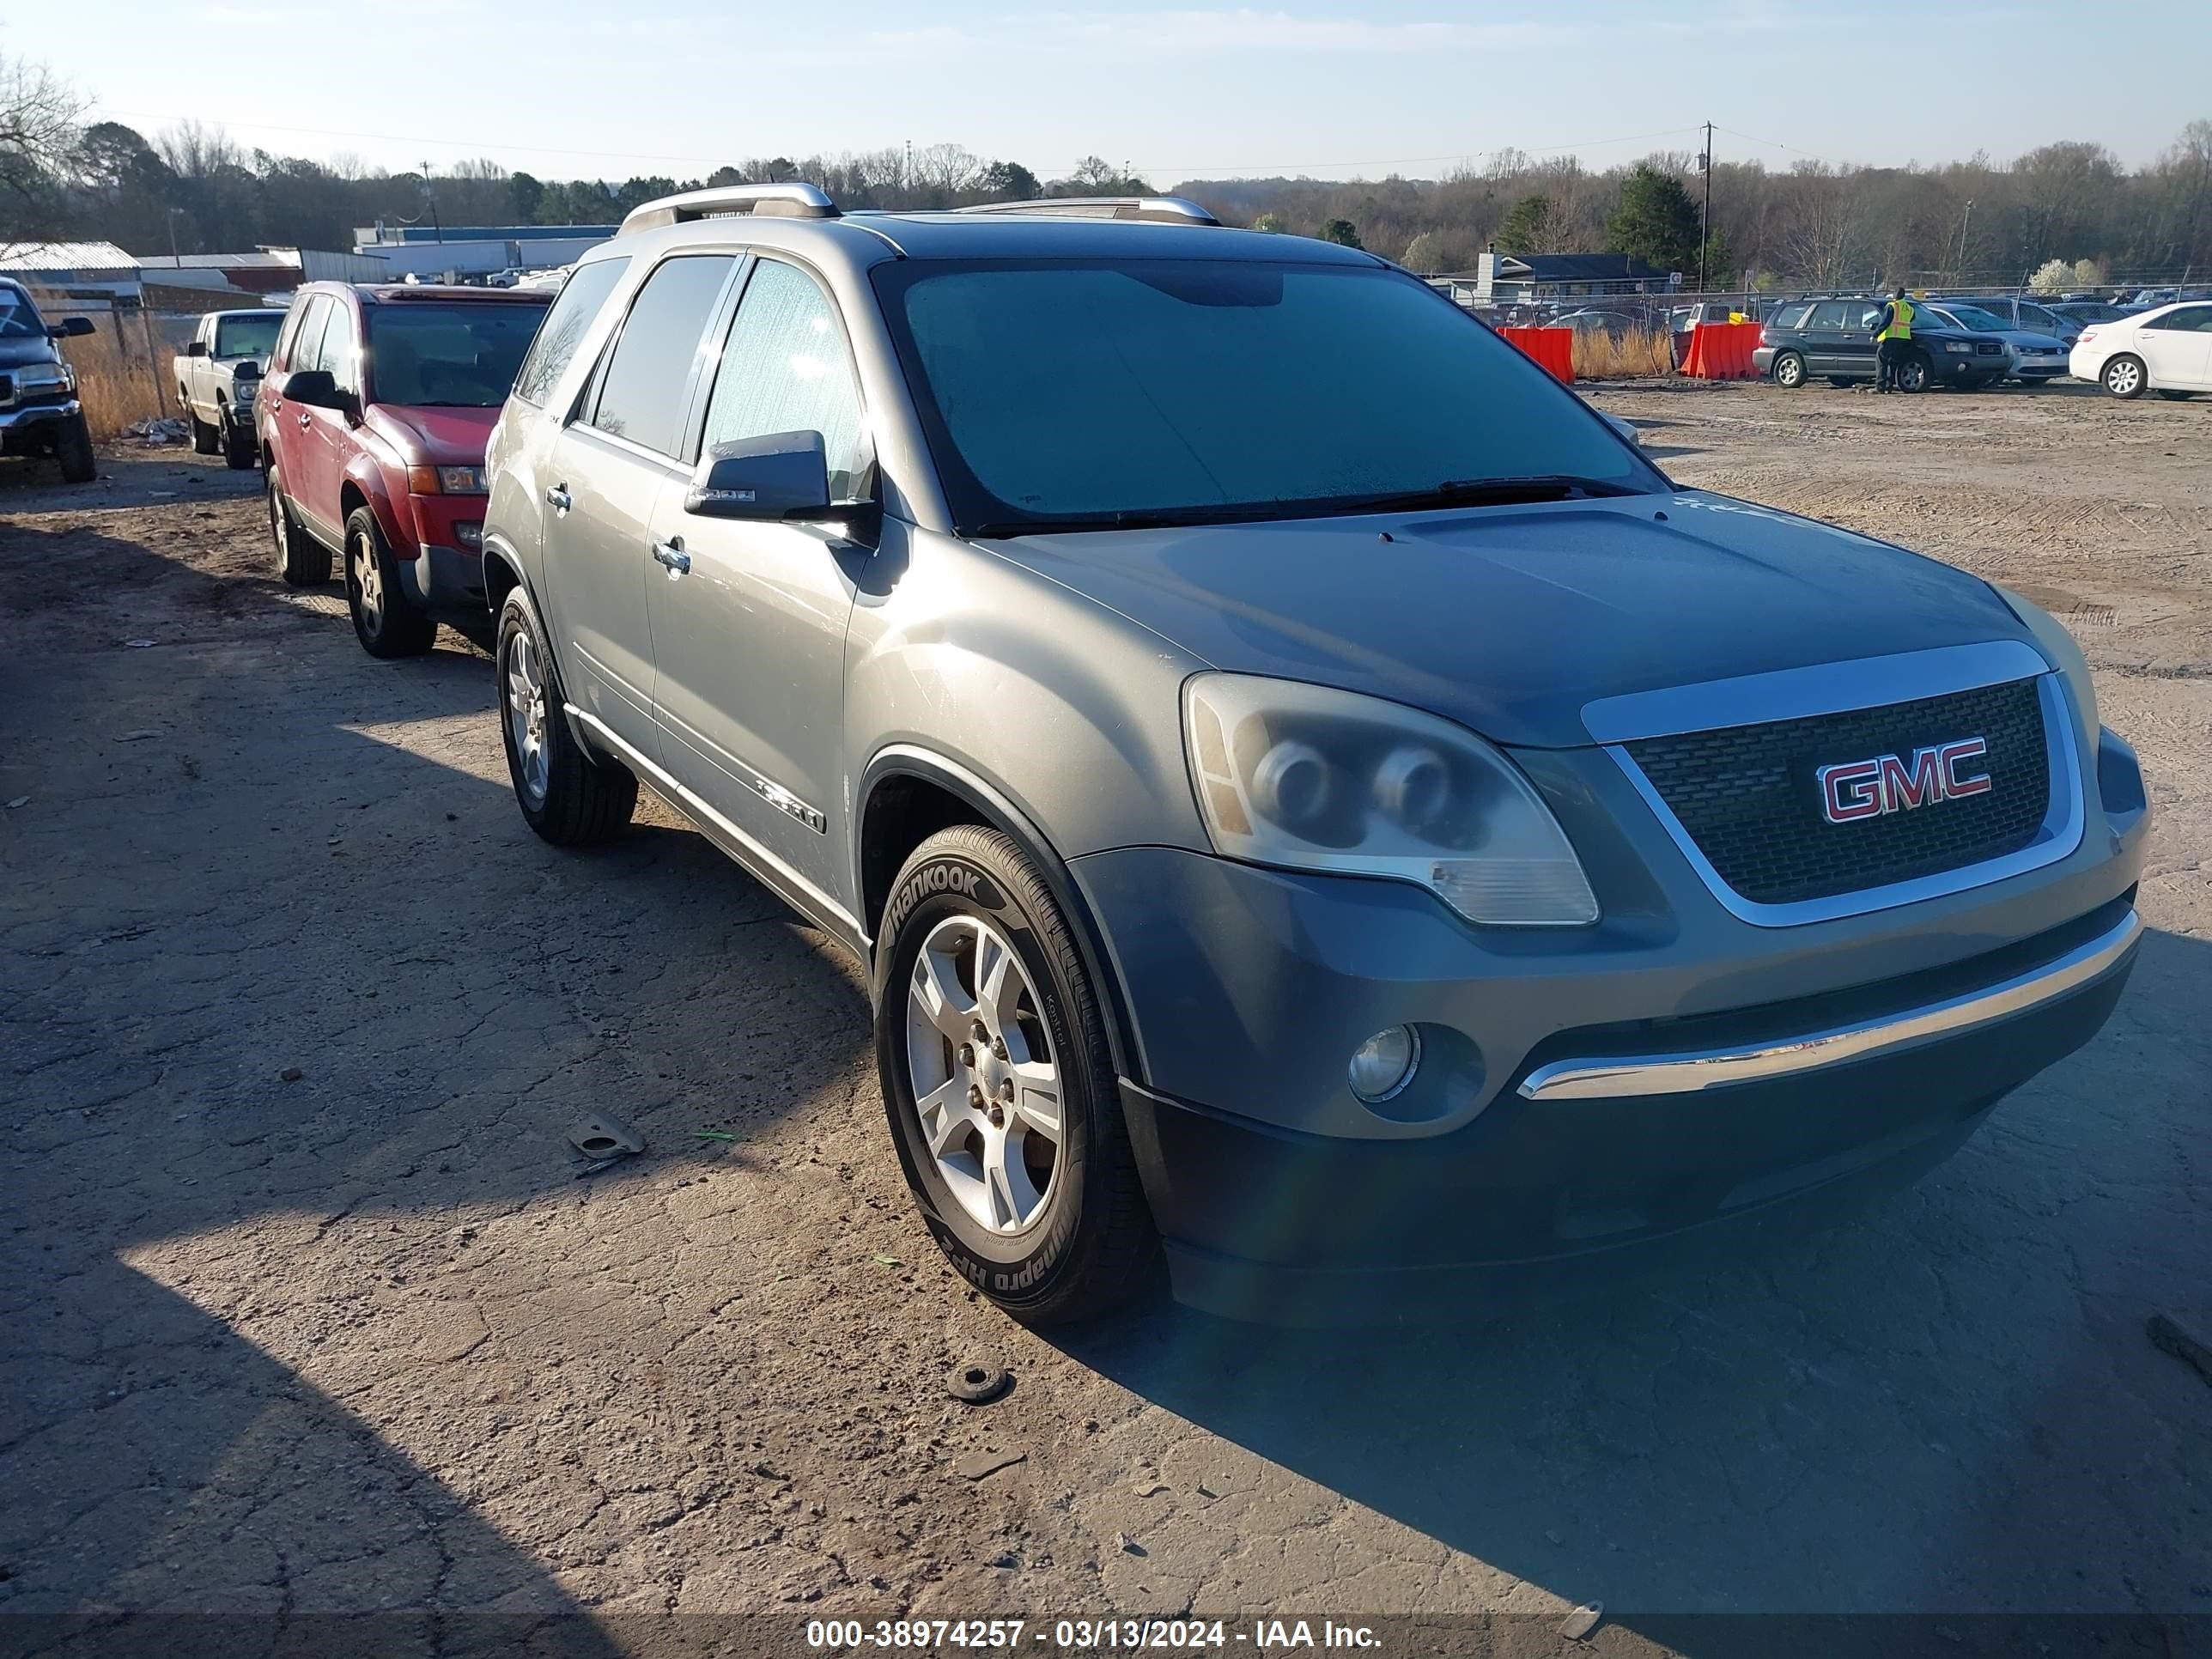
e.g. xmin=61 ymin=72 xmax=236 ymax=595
xmin=478 ymin=184 xmax=2148 ymax=1323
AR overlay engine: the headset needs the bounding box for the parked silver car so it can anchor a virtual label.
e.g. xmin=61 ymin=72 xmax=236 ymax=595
xmin=477 ymin=185 xmax=2148 ymax=1323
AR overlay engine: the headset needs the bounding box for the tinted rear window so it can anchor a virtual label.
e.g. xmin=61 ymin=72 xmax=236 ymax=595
xmin=366 ymin=301 xmax=550 ymax=407
xmin=589 ymin=255 xmax=736 ymax=456
xmin=511 ymin=258 xmax=629 ymax=409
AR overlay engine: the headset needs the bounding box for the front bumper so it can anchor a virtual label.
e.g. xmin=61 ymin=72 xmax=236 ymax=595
xmin=1073 ymin=726 xmax=2148 ymax=1315
xmin=1929 ymin=348 xmax=2007 ymax=382
xmin=0 ymin=397 xmax=81 ymax=438
xmin=2012 ymin=355 xmax=2069 ymax=380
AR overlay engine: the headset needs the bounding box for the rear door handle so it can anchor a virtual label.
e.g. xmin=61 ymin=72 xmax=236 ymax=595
xmin=652 ymin=540 xmax=690 ymax=575
xmin=296 ymin=413 xmax=311 ymax=429
xmin=545 ymin=485 xmax=571 ymax=514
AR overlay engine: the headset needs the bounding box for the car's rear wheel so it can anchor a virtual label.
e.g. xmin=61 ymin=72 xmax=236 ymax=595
xmin=53 ymin=413 xmax=96 ymax=485
xmin=876 ymin=825 xmax=1158 ymax=1324
xmin=2102 ymin=355 xmax=2147 ymax=399
xmin=495 ymin=586 xmax=636 ymax=845
xmin=1896 ymin=354 xmax=1932 ymax=393
xmin=268 ymin=471 xmax=331 ymax=586
xmin=1771 ymin=351 xmax=1806 ymax=389
xmin=343 ymin=506 xmax=435 ymax=659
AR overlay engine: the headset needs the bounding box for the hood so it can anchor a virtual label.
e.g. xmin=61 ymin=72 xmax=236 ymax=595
xmin=364 ymin=404 xmax=499 ymax=466
xmin=0 ymin=337 xmax=64 ymax=369
xmin=978 ymin=492 xmax=2031 ymax=749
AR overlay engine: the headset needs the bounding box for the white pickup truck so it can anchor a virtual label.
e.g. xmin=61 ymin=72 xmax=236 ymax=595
xmin=173 ymin=308 xmax=285 ymax=469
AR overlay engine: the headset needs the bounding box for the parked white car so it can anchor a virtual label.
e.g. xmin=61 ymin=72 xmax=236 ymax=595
xmin=2069 ymin=301 xmax=2212 ymax=399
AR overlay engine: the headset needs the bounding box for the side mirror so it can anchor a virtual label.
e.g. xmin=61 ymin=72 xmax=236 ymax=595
xmin=186 ymin=339 xmax=210 ymax=356
xmin=282 ymin=368 xmax=351 ymax=416
xmin=53 ymin=317 xmax=96 ymax=339
xmin=684 ymin=430 xmax=832 ymax=522
xmin=1601 ymin=412 xmax=1643 ymax=447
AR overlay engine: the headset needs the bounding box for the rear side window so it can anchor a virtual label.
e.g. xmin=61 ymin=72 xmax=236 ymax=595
xmin=588 ymin=255 xmax=735 ymax=456
xmin=1770 ymin=303 xmax=1812 ymax=329
xmin=283 ymin=296 xmax=328 ymax=372
xmin=698 ymin=259 xmax=872 ymax=500
xmin=512 ymin=258 xmax=629 ymax=408
xmin=1808 ymin=301 xmax=1852 ymax=328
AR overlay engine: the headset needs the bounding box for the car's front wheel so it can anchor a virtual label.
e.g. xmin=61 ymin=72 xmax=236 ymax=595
xmin=343 ymin=506 xmax=435 ymax=658
xmin=189 ymin=412 xmax=220 ymax=455
xmin=53 ymin=413 xmax=96 ymax=484
xmin=222 ymin=412 xmax=257 ymax=470
xmin=2102 ymin=355 xmax=2148 ymax=399
xmin=1896 ymin=354 xmax=1931 ymax=393
xmin=876 ymin=826 xmax=1158 ymax=1324
xmin=495 ymin=587 xmax=636 ymax=845
xmin=1771 ymin=350 xmax=1806 ymax=388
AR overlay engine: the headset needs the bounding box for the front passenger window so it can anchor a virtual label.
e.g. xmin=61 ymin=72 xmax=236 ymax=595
xmin=698 ymin=260 xmax=873 ymax=501
xmin=589 ymin=254 xmax=737 ymax=456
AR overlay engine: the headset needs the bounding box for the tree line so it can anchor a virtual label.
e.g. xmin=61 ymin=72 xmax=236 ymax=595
xmin=3 ymin=53 xmax=2205 ymax=292
xmin=1188 ymin=127 xmax=2212 ymax=290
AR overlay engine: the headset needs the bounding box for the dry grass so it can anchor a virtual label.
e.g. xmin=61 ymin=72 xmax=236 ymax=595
xmin=1571 ymin=326 xmax=1676 ymax=380
xmin=68 ymin=322 xmax=174 ymax=441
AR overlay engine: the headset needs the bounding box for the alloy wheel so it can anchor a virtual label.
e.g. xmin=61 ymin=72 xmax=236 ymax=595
xmin=2106 ymin=358 xmax=2142 ymax=397
xmin=350 ymin=533 xmax=384 ymax=637
xmin=903 ymin=914 xmax=1063 ymax=1235
xmin=505 ymin=630 xmax=550 ymax=805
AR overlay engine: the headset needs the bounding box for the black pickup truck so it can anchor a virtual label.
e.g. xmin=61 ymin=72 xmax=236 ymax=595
xmin=0 ymin=278 xmax=97 ymax=483
xmin=1751 ymin=296 xmax=2012 ymax=392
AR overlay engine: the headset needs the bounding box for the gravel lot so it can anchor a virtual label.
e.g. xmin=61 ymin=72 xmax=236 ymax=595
xmin=3 ymin=383 xmax=2208 ymax=1656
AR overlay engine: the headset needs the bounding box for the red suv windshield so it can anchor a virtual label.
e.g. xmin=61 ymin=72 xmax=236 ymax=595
xmin=367 ymin=302 xmax=548 ymax=407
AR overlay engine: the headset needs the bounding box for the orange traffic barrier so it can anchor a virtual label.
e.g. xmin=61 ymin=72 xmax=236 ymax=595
xmin=1680 ymin=319 xmax=1765 ymax=380
xmin=1498 ymin=325 xmax=1575 ymax=383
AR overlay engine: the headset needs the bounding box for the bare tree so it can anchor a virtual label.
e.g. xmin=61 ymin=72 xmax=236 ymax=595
xmin=0 ymin=52 xmax=83 ymax=240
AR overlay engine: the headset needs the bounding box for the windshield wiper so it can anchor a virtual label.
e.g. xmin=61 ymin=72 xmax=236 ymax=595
xmin=1330 ymin=475 xmax=1647 ymax=514
xmin=966 ymin=476 xmax=1646 ymax=540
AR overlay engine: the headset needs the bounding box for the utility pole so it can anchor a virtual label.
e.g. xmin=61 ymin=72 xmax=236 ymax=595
xmin=166 ymin=207 xmax=183 ymax=268
xmin=422 ymin=161 xmax=443 ymax=243
xmin=1695 ymin=122 xmax=1714 ymax=293
xmin=1955 ymin=198 xmax=1974 ymax=284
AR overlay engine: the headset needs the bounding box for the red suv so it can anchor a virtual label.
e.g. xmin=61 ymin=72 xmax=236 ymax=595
xmin=261 ymin=283 xmax=552 ymax=656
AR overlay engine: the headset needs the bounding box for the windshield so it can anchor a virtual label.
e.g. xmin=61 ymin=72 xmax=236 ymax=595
xmin=1934 ymin=304 xmax=2004 ymax=331
xmin=0 ymin=285 xmax=46 ymax=340
xmin=871 ymin=259 xmax=1662 ymax=533
xmin=214 ymin=313 xmax=283 ymax=358
xmin=365 ymin=301 xmax=549 ymax=406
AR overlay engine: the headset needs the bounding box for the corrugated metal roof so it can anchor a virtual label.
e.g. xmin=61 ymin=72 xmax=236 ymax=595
xmin=157 ymin=251 xmax=301 ymax=270
xmin=0 ymin=240 xmax=140 ymax=274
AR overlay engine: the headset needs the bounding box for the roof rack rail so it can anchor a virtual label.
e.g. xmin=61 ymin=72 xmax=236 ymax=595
xmin=954 ymin=196 xmax=1219 ymax=227
xmin=619 ymin=183 xmax=839 ymax=236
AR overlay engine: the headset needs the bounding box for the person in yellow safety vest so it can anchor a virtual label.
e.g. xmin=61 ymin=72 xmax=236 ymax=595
xmin=1873 ymin=286 xmax=1916 ymax=393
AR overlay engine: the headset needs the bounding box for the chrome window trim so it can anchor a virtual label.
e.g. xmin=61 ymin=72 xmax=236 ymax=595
xmin=1607 ymin=672 xmax=2084 ymax=928
xmin=1579 ymin=639 xmax=2051 ymax=744
xmin=1518 ymin=907 xmax=2140 ymax=1101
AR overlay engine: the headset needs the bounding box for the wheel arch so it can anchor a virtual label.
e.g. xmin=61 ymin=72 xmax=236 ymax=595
xmin=338 ymin=456 xmax=408 ymax=554
xmin=858 ymin=746 xmax=1142 ymax=1085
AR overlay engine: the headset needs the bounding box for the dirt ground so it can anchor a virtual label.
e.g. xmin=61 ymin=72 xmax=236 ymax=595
xmin=3 ymin=385 xmax=2208 ymax=1657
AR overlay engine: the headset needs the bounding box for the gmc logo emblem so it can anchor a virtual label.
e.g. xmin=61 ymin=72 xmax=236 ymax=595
xmin=1818 ymin=738 xmax=1991 ymax=823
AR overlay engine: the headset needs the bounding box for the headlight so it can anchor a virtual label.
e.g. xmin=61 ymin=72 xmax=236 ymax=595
xmin=1993 ymin=585 xmax=2098 ymax=754
xmin=16 ymin=361 xmax=74 ymax=391
xmin=1944 ymin=342 xmax=1974 ymax=354
xmin=1183 ymin=674 xmax=1599 ymax=926
xmin=406 ymin=465 xmax=488 ymax=495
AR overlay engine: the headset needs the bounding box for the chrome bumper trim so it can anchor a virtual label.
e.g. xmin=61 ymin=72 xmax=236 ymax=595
xmin=1517 ymin=907 xmax=2141 ymax=1101
xmin=0 ymin=398 xmax=81 ymax=428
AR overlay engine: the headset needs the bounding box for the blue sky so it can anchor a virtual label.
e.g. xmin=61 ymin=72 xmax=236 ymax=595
xmin=9 ymin=2 xmax=2208 ymax=182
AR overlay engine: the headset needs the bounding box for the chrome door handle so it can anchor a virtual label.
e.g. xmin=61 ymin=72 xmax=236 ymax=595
xmin=545 ymin=485 xmax=571 ymax=514
xmin=296 ymin=413 xmax=311 ymax=429
xmin=652 ymin=540 xmax=690 ymax=574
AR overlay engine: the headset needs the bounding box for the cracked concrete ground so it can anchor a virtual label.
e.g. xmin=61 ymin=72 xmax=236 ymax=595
xmin=2 ymin=384 xmax=2208 ymax=1658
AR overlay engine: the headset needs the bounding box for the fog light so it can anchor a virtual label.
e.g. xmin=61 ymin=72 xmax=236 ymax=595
xmin=455 ymin=520 xmax=483 ymax=549
xmin=1348 ymin=1024 xmax=1421 ymax=1104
